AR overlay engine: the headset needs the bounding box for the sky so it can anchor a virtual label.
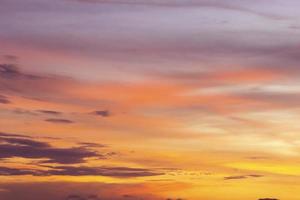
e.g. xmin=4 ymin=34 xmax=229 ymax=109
xmin=1 ymin=0 xmax=300 ymax=200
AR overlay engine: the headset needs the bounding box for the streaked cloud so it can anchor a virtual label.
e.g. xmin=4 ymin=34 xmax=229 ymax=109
xmin=0 ymin=94 xmax=10 ymax=104
xmin=45 ymin=118 xmax=74 ymax=124
xmin=92 ymin=110 xmax=111 ymax=117
xmin=224 ymin=174 xmax=264 ymax=180
xmin=37 ymin=110 xmax=62 ymax=115
xmin=0 ymin=132 xmax=102 ymax=164
xmin=0 ymin=166 xmax=163 ymax=178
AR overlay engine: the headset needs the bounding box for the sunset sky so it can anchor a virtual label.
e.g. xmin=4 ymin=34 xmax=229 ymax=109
xmin=1 ymin=0 xmax=300 ymax=200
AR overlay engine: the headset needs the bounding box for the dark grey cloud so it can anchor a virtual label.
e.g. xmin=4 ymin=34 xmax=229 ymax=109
xmin=45 ymin=118 xmax=74 ymax=124
xmin=0 ymin=132 xmax=102 ymax=164
xmin=92 ymin=110 xmax=110 ymax=117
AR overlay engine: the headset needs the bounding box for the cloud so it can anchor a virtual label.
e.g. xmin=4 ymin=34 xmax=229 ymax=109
xmin=0 ymin=167 xmax=38 ymax=176
xmin=13 ymin=108 xmax=37 ymax=115
xmin=0 ymin=182 xmax=165 ymax=200
xmin=224 ymin=175 xmax=248 ymax=180
xmin=46 ymin=166 xmax=163 ymax=177
xmin=0 ymin=63 xmax=80 ymax=104
xmin=2 ymin=55 xmax=18 ymax=62
xmin=0 ymin=165 xmax=163 ymax=178
xmin=0 ymin=136 xmax=50 ymax=148
xmin=66 ymin=194 xmax=101 ymax=200
xmin=165 ymin=198 xmax=185 ymax=200
xmin=74 ymin=0 xmax=285 ymax=20
xmin=7 ymin=108 xmax=62 ymax=116
xmin=234 ymin=90 xmax=300 ymax=110
xmin=159 ymin=68 xmax=283 ymax=85
xmin=0 ymin=132 xmax=163 ymax=178
xmin=92 ymin=110 xmax=110 ymax=117
xmin=0 ymin=94 xmax=10 ymax=104
xmin=289 ymin=25 xmax=300 ymax=30
xmin=0 ymin=132 xmax=102 ymax=164
xmin=45 ymin=118 xmax=74 ymax=124
xmin=78 ymin=142 xmax=107 ymax=148
xmin=247 ymin=174 xmax=264 ymax=178
xmin=0 ymin=64 xmax=20 ymax=78
xmin=0 ymin=63 xmax=114 ymax=108
xmin=258 ymin=198 xmax=279 ymax=200
xmin=0 ymin=132 xmax=31 ymax=138
xmin=0 ymin=64 xmax=40 ymax=80
xmin=37 ymin=110 xmax=62 ymax=115
xmin=123 ymin=194 xmax=135 ymax=198
xmin=224 ymin=174 xmax=264 ymax=180
xmin=0 ymin=188 xmax=9 ymax=193
xmin=246 ymin=156 xmax=268 ymax=160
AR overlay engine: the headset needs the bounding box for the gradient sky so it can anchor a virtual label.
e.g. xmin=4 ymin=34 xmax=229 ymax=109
xmin=1 ymin=0 xmax=300 ymax=200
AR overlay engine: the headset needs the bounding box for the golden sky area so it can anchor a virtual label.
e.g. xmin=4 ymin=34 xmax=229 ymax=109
xmin=1 ymin=0 xmax=300 ymax=200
